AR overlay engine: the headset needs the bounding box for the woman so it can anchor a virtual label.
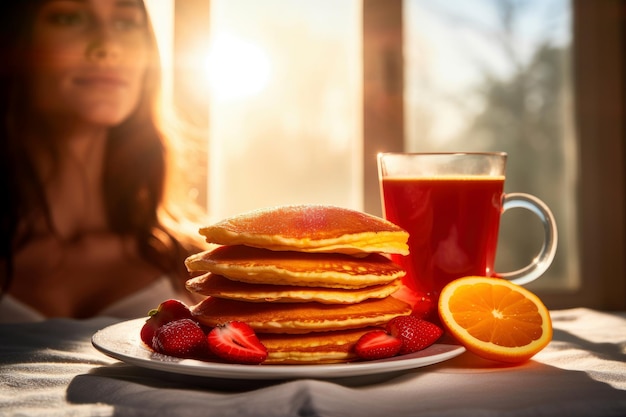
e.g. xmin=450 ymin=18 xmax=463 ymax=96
xmin=0 ymin=0 xmax=208 ymax=322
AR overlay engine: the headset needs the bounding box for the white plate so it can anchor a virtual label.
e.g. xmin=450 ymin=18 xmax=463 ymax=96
xmin=92 ymin=318 xmax=465 ymax=380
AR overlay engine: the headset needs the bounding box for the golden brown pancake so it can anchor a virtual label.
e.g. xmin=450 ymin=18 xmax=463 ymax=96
xmin=191 ymin=296 xmax=412 ymax=334
xmin=198 ymin=205 xmax=409 ymax=255
xmin=186 ymin=273 xmax=402 ymax=304
xmin=184 ymin=245 xmax=405 ymax=289
xmin=259 ymin=327 xmax=377 ymax=364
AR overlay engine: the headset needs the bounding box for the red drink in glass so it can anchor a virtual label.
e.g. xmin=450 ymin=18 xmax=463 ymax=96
xmin=381 ymin=176 xmax=504 ymax=318
xmin=377 ymin=152 xmax=557 ymax=320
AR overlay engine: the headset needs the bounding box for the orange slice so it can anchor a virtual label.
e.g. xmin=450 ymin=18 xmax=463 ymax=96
xmin=438 ymin=276 xmax=552 ymax=363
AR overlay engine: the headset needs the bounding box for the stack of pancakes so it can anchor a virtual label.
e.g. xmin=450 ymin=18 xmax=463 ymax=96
xmin=185 ymin=205 xmax=412 ymax=364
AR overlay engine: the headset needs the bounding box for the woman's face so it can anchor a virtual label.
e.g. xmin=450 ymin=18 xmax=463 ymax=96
xmin=29 ymin=0 xmax=151 ymax=128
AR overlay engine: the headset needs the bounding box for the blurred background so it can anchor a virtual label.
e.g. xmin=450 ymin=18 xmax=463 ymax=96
xmin=144 ymin=0 xmax=625 ymax=311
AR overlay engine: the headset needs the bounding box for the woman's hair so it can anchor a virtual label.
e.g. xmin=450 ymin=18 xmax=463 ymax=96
xmin=0 ymin=0 xmax=208 ymax=294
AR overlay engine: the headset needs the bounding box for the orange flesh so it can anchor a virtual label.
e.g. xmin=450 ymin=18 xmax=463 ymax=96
xmin=449 ymin=283 xmax=544 ymax=348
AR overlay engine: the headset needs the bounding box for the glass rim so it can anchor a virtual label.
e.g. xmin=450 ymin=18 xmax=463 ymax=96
xmin=377 ymin=151 xmax=507 ymax=158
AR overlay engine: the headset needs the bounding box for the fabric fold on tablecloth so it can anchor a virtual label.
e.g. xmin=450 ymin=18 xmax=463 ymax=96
xmin=66 ymin=356 xmax=626 ymax=417
xmin=68 ymin=373 xmax=327 ymax=417
xmin=1 ymin=308 xmax=625 ymax=417
xmin=0 ymin=317 xmax=117 ymax=417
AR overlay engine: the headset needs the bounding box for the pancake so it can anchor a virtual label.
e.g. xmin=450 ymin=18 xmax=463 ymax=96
xmin=191 ymin=296 xmax=412 ymax=334
xmin=259 ymin=327 xmax=376 ymax=364
xmin=184 ymin=245 xmax=405 ymax=289
xmin=198 ymin=205 xmax=409 ymax=255
xmin=186 ymin=273 xmax=402 ymax=304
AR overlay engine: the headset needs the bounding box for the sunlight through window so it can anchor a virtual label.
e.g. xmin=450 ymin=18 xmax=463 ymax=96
xmin=206 ymin=33 xmax=272 ymax=102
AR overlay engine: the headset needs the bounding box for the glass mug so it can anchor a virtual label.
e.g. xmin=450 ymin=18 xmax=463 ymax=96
xmin=377 ymin=152 xmax=558 ymax=319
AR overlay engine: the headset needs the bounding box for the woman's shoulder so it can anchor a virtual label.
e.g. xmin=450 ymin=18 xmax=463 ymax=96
xmin=0 ymin=294 xmax=46 ymax=323
xmin=0 ymin=275 xmax=195 ymax=324
xmin=99 ymin=275 xmax=194 ymax=319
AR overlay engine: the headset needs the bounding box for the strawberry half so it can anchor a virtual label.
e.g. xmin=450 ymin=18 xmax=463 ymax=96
xmin=207 ymin=321 xmax=268 ymax=364
xmin=354 ymin=330 xmax=402 ymax=360
xmin=153 ymin=318 xmax=210 ymax=359
xmin=140 ymin=299 xmax=194 ymax=348
xmin=386 ymin=316 xmax=443 ymax=354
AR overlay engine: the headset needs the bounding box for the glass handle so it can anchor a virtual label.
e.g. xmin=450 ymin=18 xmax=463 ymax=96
xmin=497 ymin=193 xmax=558 ymax=285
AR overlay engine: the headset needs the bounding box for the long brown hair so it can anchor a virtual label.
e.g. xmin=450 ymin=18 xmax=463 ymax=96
xmin=0 ymin=0 xmax=207 ymax=294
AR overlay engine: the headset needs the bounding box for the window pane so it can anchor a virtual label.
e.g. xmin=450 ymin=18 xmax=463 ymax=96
xmin=404 ymin=0 xmax=578 ymax=291
xmin=207 ymin=0 xmax=362 ymax=220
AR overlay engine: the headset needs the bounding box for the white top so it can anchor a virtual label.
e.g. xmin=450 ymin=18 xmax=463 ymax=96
xmin=0 ymin=276 xmax=192 ymax=323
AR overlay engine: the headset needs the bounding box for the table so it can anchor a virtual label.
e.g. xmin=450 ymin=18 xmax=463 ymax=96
xmin=1 ymin=308 xmax=625 ymax=417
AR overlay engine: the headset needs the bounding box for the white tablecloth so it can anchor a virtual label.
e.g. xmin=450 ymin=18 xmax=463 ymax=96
xmin=1 ymin=308 xmax=625 ymax=417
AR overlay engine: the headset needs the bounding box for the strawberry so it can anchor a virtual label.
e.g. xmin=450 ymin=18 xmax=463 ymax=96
xmin=140 ymin=299 xmax=194 ymax=348
xmin=207 ymin=321 xmax=268 ymax=364
xmin=354 ymin=330 xmax=402 ymax=360
xmin=152 ymin=318 xmax=210 ymax=359
xmin=386 ymin=316 xmax=443 ymax=354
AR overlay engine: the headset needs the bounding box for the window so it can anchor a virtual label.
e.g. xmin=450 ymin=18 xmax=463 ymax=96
xmin=204 ymin=0 xmax=362 ymax=220
xmin=150 ymin=0 xmax=625 ymax=310
xmin=363 ymin=0 xmax=625 ymax=310
xmin=403 ymin=0 xmax=577 ymax=295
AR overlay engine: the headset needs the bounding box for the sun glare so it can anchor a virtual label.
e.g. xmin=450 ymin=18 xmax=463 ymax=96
xmin=206 ymin=33 xmax=271 ymax=102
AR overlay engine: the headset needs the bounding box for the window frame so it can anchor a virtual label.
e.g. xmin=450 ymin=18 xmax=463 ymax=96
xmin=554 ymin=0 xmax=626 ymax=310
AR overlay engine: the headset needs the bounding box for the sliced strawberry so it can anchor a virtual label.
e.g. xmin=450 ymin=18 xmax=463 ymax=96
xmin=140 ymin=299 xmax=194 ymax=348
xmin=152 ymin=318 xmax=210 ymax=359
xmin=354 ymin=330 xmax=402 ymax=360
xmin=207 ymin=321 xmax=268 ymax=364
xmin=386 ymin=316 xmax=443 ymax=354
